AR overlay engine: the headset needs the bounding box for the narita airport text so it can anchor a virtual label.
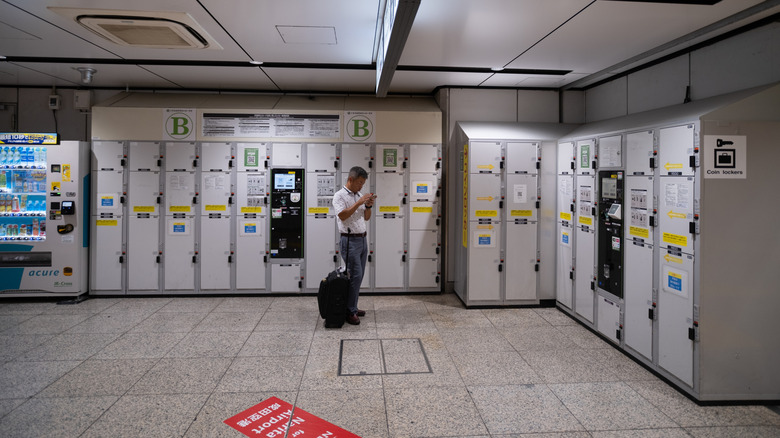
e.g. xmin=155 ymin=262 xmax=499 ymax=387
xmin=707 ymin=170 xmax=743 ymax=175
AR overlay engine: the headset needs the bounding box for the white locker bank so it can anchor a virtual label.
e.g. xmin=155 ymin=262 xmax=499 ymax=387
xmin=89 ymin=94 xmax=442 ymax=295
xmin=555 ymin=83 xmax=780 ymax=402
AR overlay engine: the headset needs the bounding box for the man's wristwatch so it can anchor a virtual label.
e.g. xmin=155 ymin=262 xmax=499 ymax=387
xmin=366 ymin=205 xmax=372 ymax=209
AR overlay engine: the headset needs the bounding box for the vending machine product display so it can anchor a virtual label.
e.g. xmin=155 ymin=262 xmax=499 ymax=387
xmin=0 ymin=138 xmax=89 ymax=297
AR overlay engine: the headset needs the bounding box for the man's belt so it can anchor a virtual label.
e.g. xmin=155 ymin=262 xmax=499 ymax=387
xmin=340 ymin=232 xmax=367 ymax=237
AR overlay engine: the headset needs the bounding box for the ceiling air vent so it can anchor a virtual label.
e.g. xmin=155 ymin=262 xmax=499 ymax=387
xmin=49 ymin=8 xmax=221 ymax=50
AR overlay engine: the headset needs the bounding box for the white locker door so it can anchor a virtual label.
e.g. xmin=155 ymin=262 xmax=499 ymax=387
xmin=165 ymin=172 xmax=196 ymax=214
xmin=658 ymin=249 xmax=695 ymax=387
xmin=128 ymin=216 xmax=160 ymax=291
xmin=165 ymin=142 xmax=197 ymax=171
xmin=468 ymin=223 xmax=501 ymax=302
xmin=409 ymin=258 xmax=438 ymax=289
xmin=556 ymin=222 xmax=574 ymax=309
xmin=597 ymin=135 xmax=622 ymax=169
xmin=236 ymin=217 xmax=266 ymax=290
xmin=597 ymin=296 xmax=621 ymax=344
xmin=237 ymin=172 xmax=266 ymax=215
xmin=576 ymin=175 xmax=595 ymax=231
xmin=624 ymin=240 xmax=653 ymax=360
xmin=658 ymin=176 xmax=695 ymax=254
xmin=375 ymin=172 xmax=405 ymax=213
xmin=410 ymin=173 xmax=437 ymax=202
xmin=659 ymin=125 xmax=695 ymax=176
xmin=506 ymin=174 xmax=537 ymax=222
xmin=377 ymin=145 xmax=404 ymax=173
xmin=557 ymin=142 xmax=575 ymax=175
xmin=128 ymin=142 xmax=161 ymax=172
xmin=576 ymin=140 xmax=595 ymax=175
xmin=626 ymin=131 xmax=654 ymax=176
xmin=306 ymin=173 xmax=336 ymax=215
xmin=575 ymin=227 xmax=595 ymax=323
xmin=626 ymin=176 xmax=654 ymax=243
xmin=93 ymin=141 xmax=124 ymax=170
xmin=164 ymin=217 xmax=195 ymax=290
xmin=91 ymin=217 xmax=123 ymax=291
xmin=201 ymin=142 xmax=232 ymax=171
xmin=271 ymin=143 xmax=302 ymax=167
xmin=129 ymin=172 xmax=160 ymax=215
xmin=468 ymin=141 xmax=501 ymax=174
xmin=557 ymin=175 xmax=574 ymax=224
xmin=506 ymin=142 xmax=538 ymax=174
xmin=469 ymin=173 xmax=501 ymax=222
xmin=305 ymin=216 xmax=337 ymax=289
xmin=409 ymin=144 xmax=439 ymax=173
xmin=201 ymin=216 xmax=231 ymax=290
xmin=201 ymin=171 xmax=231 ymax=215
xmin=271 ymin=264 xmax=301 ymax=292
xmin=375 ymin=217 xmax=404 ymax=289
xmin=409 ymin=229 xmax=437 ymax=259
xmin=237 ymin=143 xmax=267 ymax=172
xmin=94 ymin=171 xmax=124 ymax=216
xmin=410 ymin=202 xmax=437 ymax=230
xmin=340 ymin=143 xmax=370 ymax=172
xmin=306 ymin=143 xmax=338 ymax=173
xmin=505 ymin=221 xmax=537 ymax=301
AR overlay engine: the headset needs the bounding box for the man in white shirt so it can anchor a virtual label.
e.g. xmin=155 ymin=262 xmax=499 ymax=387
xmin=332 ymin=166 xmax=375 ymax=325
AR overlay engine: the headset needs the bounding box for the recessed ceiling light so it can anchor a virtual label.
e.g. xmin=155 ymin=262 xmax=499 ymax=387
xmin=249 ymin=60 xmax=263 ymax=65
xmin=491 ymin=67 xmax=505 ymax=72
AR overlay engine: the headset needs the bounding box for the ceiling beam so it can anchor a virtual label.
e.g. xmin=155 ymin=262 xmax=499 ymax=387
xmin=375 ymin=0 xmax=421 ymax=97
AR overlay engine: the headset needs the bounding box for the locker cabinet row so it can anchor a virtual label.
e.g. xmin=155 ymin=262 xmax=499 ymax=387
xmin=556 ymin=124 xmax=701 ymax=392
xmin=90 ymin=141 xmax=441 ymax=295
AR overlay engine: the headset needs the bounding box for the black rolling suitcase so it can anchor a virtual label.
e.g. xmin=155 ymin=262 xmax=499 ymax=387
xmin=318 ymin=269 xmax=349 ymax=328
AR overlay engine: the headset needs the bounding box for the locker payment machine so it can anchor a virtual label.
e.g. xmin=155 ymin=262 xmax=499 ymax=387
xmin=270 ymin=168 xmax=304 ymax=258
xmin=598 ymin=171 xmax=624 ymax=298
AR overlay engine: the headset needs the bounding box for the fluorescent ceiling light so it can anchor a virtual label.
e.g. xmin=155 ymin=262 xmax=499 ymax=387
xmin=375 ymin=0 xmax=420 ymax=97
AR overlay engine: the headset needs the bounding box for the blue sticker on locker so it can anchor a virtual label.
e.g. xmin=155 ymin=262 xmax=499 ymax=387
xmin=244 ymin=224 xmax=257 ymax=234
xmin=416 ymin=185 xmax=429 ymax=194
xmin=478 ymin=235 xmax=491 ymax=245
xmin=562 ymin=233 xmax=569 ymax=244
xmin=101 ymin=198 xmax=114 ymax=207
xmin=667 ymin=274 xmax=682 ymax=292
xmin=173 ymin=224 xmax=186 ymax=233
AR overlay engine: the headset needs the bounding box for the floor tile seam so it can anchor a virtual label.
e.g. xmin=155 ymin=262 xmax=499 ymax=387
xmin=620 ymin=379 xmax=687 ymax=430
xmin=544 ymin=380 xmax=591 ymax=434
xmin=288 ymin=316 xmax=321 ymax=434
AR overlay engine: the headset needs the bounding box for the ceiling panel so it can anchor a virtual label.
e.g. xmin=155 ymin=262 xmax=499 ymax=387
xmin=5 ymin=62 xmax=177 ymax=88
xmin=199 ymin=0 xmax=379 ymax=64
xmin=507 ymin=0 xmax=764 ymax=73
xmin=400 ymin=0 xmax=592 ymax=68
xmin=3 ymin=0 xmax=249 ymax=61
xmin=264 ymin=68 xmax=376 ymax=93
xmin=141 ymin=65 xmax=278 ymax=90
xmin=481 ymin=72 xmax=590 ymax=88
xmin=390 ymin=71 xmax=493 ymax=94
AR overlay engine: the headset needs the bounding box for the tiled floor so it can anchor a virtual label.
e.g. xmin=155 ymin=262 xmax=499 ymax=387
xmin=0 ymin=293 xmax=778 ymax=438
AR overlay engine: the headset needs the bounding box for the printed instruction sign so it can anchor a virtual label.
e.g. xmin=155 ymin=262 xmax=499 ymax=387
xmin=703 ymin=135 xmax=747 ymax=179
xmin=224 ymin=396 xmax=359 ymax=438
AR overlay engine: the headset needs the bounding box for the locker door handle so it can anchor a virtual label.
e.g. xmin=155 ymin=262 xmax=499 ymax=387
xmin=264 ymin=197 xmax=268 ymax=205
xmin=120 ymin=158 xmax=126 ymax=167
xmin=435 ymin=247 xmax=440 ymax=255
xmin=534 ymin=263 xmax=539 ymax=272
xmin=264 ymin=160 xmax=268 ymax=168
xmin=570 ymin=204 xmax=575 ymax=212
xmin=156 ymin=255 xmax=161 ymax=263
xmin=228 ymin=197 xmax=233 ymax=205
xmin=436 ymin=189 xmax=441 ymax=198
xmin=649 ymin=216 xmax=655 ymax=227
xmin=402 ymin=255 xmax=406 ymax=262
xmin=648 ymin=308 xmax=655 ymax=320
xmin=298 ymin=281 xmax=303 ymax=289
xmin=120 ymin=196 xmax=125 ymax=204
xmin=156 ymin=196 xmax=161 ymax=204
xmin=436 ymin=218 xmax=440 ymax=226
xmin=592 ymin=160 xmax=597 ymax=170
xmin=333 ymin=255 xmax=338 ymax=263
xmin=334 ymin=160 xmax=339 ymax=169
xmin=263 ymin=255 xmax=268 ymax=263
xmin=435 ymin=275 xmax=440 ymax=283
xmin=650 ymin=157 xmax=656 ymax=169
xmin=436 ymin=161 xmax=441 ymax=170
xmin=498 ymin=264 xmax=503 ymax=272
xmin=193 ymin=196 xmax=198 ymax=204
xmin=402 ymin=161 xmax=407 ymax=169
xmin=499 ymin=200 xmax=503 ymax=209
xmin=119 ymin=255 xmax=124 ymax=263
xmin=591 ymin=207 xmax=596 ymax=216
xmin=569 ymin=271 xmax=574 ymax=280
xmin=228 ymin=255 xmax=232 ymax=263
xmin=616 ymin=329 xmax=622 ymax=341
xmin=499 ymin=161 xmax=504 ymax=169
xmin=157 ymin=159 xmax=162 ymax=168
xmin=536 ymin=162 xmax=540 ymax=170
xmin=536 ymin=201 xmax=540 ymax=209
xmin=689 ymin=155 xmax=697 ymax=168
xmin=402 ymin=197 xmax=407 ymax=205
xmin=368 ymin=161 xmax=373 ymax=169
xmin=689 ymin=222 xmax=696 ymax=234
xmin=590 ymin=281 xmax=595 ymax=291
xmin=368 ymin=255 xmax=372 ymax=262
xmin=688 ymin=327 xmax=696 ymax=341
xmin=570 ymin=162 xmax=575 ymax=170
xmin=193 ymin=159 xmax=198 ymax=168
xmin=228 ymin=160 xmax=233 ymax=168
xmin=192 ymin=255 xmax=197 ymax=263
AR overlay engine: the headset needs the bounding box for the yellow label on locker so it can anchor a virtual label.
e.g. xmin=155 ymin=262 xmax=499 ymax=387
xmin=662 ymin=232 xmax=688 ymax=247
xmin=559 ymin=212 xmax=572 ymax=221
xmin=241 ymin=207 xmax=263 ymax=213
xmin=62 ymin=164 xmax=71 ymax=182
xmin=96 ymin=219 xmax=118 ymax=226
xmin=379 ymin=206 xmax=400 ymax=213
xmin=169 ymin=205 xmax=191 ymax=212
xmin=475 ymin=210 xmax=497 ymax=217
xmin=133 ymin=206 xmax=155 ymax=213
xmin=205 ymin=204 xmax=226 ymax=211
xmin=309 ymin=207 xmax=329 ymax=214
xmin=578 ymin=216 xmax=593 ymax=226
xmin=413 ymin=206 xmax=434 ymax=213
xmin=511 ymin=210 xmax=533 ymax=217
xmin=477 ymin=164 xmax=495 ymax=170
xmin=477 ymin=224 xmax=494 ymax=230
xmin=630 ymin=226 xmax=649 ymax=239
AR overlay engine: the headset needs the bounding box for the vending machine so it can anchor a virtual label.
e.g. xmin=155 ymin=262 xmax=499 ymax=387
xmin=0 ymin=137 xmax=90 ymax=297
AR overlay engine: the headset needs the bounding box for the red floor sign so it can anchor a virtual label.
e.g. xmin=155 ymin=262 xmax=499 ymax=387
xmin=224 ymin=396 xmax=361 ymax=438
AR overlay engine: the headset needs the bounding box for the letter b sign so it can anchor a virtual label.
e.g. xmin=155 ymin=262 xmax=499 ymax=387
xmin=165 ymin=112 xmax=194 ymax=140
xmin=346 ymin=115 xmax=373 ymax=142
